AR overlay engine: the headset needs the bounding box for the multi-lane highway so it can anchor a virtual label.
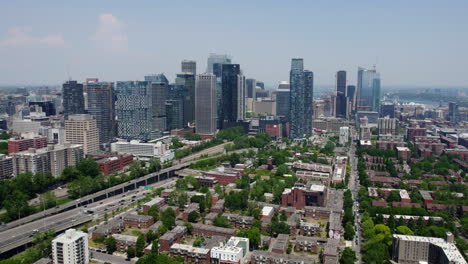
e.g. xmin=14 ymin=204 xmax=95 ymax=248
xmin=0 ymin=177 xmax=176 ymax=256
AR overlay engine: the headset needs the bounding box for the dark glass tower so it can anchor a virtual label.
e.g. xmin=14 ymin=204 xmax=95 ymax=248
xmin=346 ymin=85 xmax=356 ymax=113
xmin=220 ymin=64 xmax=244 ymax=129
xmin=86 ymin=81 xmax=116 ymax=145
xmin=335 ymin=70 xmax=347 ymax=118
xmin=166 ymin=100 xmax=183 ymax=130
xmin=289 ymin=59 xmax=313 ymax=139
xmin=176 ymin=73 xmax=196 ymax=126
xmin=245 ymin=78 xmax=256 ymax=99
xmin=62 ymin=80 xmax=85 ymax=119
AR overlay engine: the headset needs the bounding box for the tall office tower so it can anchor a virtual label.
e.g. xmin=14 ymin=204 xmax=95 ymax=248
xmin=86 ymin=81 xmax=116 ymax=146
xmin=207 ymin=53 xmax=232 ymax=75
xmin=175 ymin=73 xmax=196 ymax=125
xmin=181 ymin=60 xmax=197 ymax=75
xmin=276 ymin=81 xmax=290 ymax=117
xmin=346 ymin=85 xmax=356 ymax=113
xmin=65 ymin=114 xmax=99 ymax=154
xmin=29 ymin=101 xmax=56 ymax=116
xmin=207 ymin=54 xmax=232 ymax=129
xmin=151 ymin=82 xmax=167 ymax=133
xmin=356 ymin=66 xmax=381 ymax=112
xmin=448 ymin=102 xmax=460 ymax=123
xmin=52 ymin=229 xmax=89 ymax=264
xmin=380 ymin=103 xmax=396 ymax=118
xmin=166 ymin=100 xmax=183 ymax=130
xmin=144 ymin=74 xmax=169 ymax=84
xmin=245 ymin=78 xmax=256 ymax=99
xmin=335 ymin=70 xmax=348 ymax=118
xmin=62 ymin=80 xmax=85 ymax=119
xmin=116 ymin=81 xmax=153 ymax=140
xmin=289 ymin=58 xmax=313 ymax=139
xmin=195 ymin=73 xmax=217 ymax=135
xmin=220 ymin=64 xmax=245 ymax=129
xmin=256 ymin=81 xmax=265 ymax=90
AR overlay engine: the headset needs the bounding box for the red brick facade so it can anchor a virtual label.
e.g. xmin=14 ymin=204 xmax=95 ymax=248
xmin=8 ymin=137 xmax=47 ymax=154
xmin=97 ymin=154 xmax=134 ymax=176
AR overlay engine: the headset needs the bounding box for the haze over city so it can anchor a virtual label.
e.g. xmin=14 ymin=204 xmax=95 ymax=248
xmin=0 ymin=0 xmax=467 ymax=87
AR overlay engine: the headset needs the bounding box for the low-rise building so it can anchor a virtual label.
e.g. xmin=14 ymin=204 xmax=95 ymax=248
xmin=271 ymin=234 xmax=289 ymax=254
xmin=112 ymin=234 xmax=137 ymax=251
xmin=96 ymin=154 xmax=133 ymax=175
xmin=211 ymin=237 xmax=249 ymax=264
xmin=142 ymin=197 xmax=165 ymax=214
xmin=192 ymin=224 xmax=236 ymax=238
xmin=205 ymin=167 xmax=243 ymax=185
xmin=281 ymin=182 xmax=327 ymax=209
xmin=159 ymin=225 xmax=188 ymax=252
xmin=170 ymin=243 xmax=210 ymax=264
xmin=110 ymin=140 xmax=174 ymax=161
xmin=250 ymin=250 xmax=315 ymax=264
xmin=123 ymin=214 xmax=154 ymax=229
xmin=8 ymin=136 xmax=47 ymax=154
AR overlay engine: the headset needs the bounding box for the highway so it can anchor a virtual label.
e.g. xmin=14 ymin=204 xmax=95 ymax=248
xmin=0 ymin=143 xmax=251 ymax=256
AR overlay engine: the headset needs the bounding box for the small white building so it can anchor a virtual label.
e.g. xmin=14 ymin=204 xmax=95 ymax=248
xmin=111 ymin=140 xmax=174 ymax=161
xmin=211 ymin=236 xmax=249 ymax=264
xmin=52 ymin=229 xmax=89 ymax=264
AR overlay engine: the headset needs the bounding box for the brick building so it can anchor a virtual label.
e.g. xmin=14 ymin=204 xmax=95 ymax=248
xmin=406 ymin=127 xmax=426 ymax=142
xmin=281 ymin=182 xmax=327 ymax=210
xmin=271 ymin=234 xmax=289 ymax=254
xmin=8 ymin=136 xmax=47 ymax=154
xmin=142 ymin=197 xmax=165 ymax=214
xmin=205 ymin=167 xmax=243 ymax=185
xmin=97 ymin=154 xmax=133 ymax=175
xmin=192 ymin=224 xmax=236 ymax=238
xmin=159 ymin=225 xmax=188 ymax=252
xmin=123 ymin=214 xmax=154 ymax=229
xmin=170 ymin=243 xmax=210 ymax=264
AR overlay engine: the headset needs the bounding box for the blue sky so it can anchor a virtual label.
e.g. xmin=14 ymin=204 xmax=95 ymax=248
xmin=0 ymin=0 xmax=467 ymax=88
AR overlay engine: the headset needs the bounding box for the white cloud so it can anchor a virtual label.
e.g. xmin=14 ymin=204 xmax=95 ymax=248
xmin=0 ymin=26 xmax=65 ymax=46
xmin=93 ymin=13 xmax=128 ymax=53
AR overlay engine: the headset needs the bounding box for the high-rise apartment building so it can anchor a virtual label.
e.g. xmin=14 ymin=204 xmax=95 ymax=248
xmin=220 ymin=64 xmax=245 ymax=128
xmin=62 ymin=81 xmax=85 ymax=119
xmin=357 ymin=67 xmax=381 ymax=112
xmin=378 ymin=116 xmax=399 ymax=135
xmin=11 ymin=144 xmax=83 ymax=177
xmin=380 ymin=103 xmax=396 ymax=118
xmin=116 ymin=81 xmax=153 ymax=140
xmin=335 ymin=71 xmax=348 ymax=118
xmin=86 ymin=81 xmax=116 ymax=146
xmin=448 ymin=102 xmax=460 ymax=123
xmin=0 ymin=154 xmax=13 ymax=180
xmin=175 ymin=73 xmax=195 ymax=125
xmin=347 ymin=85 xmax=356 ymax=113
xmin=246 ymin=78 xmax=256 ymax=99
xmin=195 ymin=73 xmax=217 ymax=135
xmin=151 ymin=82 xmax=167 ymax=133
xmin=52 ymin=229 xmax=89 ymax=264
xmin=289 ymin=58 xmax=313 ymax=139
xmin=276 ymin=81 xmax=290 ymax=118
xmin=181 ymin=60 xmax=196 ymax=75
xmin=65 ymin=114 xmax=99 ymax=154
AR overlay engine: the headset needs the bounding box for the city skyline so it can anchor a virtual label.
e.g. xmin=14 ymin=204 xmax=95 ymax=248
xmin=0 ymin=1 xmax=467 ymax=87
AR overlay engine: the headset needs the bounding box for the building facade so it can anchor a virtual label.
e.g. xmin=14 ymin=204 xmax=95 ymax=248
xmin=62 ymin=81 xmax=85 ymax=119
xmin=195 ymin=73 xmax=217 ymax=135
xmin=85 ymin=81 xmax=116 ymax=146
xmin=65 ymin=114 xmax=99 ymax=154
xmin=181 ymin=60 xmax=196 ymax=75
xmin=289 ymin=58 xmax=313 ymax=139
xmin=357 ymin=67 xmax=381 ymax=112
xmin=52 ymin=229 xmax=89 ymax=264
xmin=220 ymin=64 xmax=245 ymax=128
xmin=335 ymin=71 xmax=347 ymax=118
xmin=276 ymin=82 xmax=290 ymax=118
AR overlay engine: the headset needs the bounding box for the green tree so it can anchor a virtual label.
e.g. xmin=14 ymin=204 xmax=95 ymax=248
xmin=127 ymin=247 xmax=136 ymax=259
xmin=340 ymin=247 xmax=357 ymax=264
xmin=396 ymin=226 xmax=414 ymax=235
xmin=105 ymin=236 xmax=117 ymax=253
xmin=76 ymin=158 xmax=101 ymax=177
xmin=151 ymin=239 xmax=159 ymax=255
xmin=148 ymin=205 xmax=159 ymax=221
xmin=214 ymin=214 xmax=231 ymax=228
xmin=146 ymin=230 xmax=158 ymax=243
xmin=188 ymin=211 xmax=199 ymax=223
xmin=39 ymin=191 xmax=57 ymax=210
xmin=161 ymin=208 xmax=176 ymax=229
xmin=61 ymin=166 xmax=81 ymax=181
xmin=136 ymin=234 xmax=146 ymax=257
xmin=344 ymin=222 xmax=355 ymax=240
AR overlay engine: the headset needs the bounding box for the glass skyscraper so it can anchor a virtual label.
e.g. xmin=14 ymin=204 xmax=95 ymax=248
xmin=62 ymin=80 xmax=85 ymax=119
xmin=276 ymin=81 xmax=290 ymax=117
xmin=335 ymin=70 xmax=347 ymax=118
xmin=220 ymin=64 xmax=245 ymax=129
xmin=195 ymin=73 xmax=217 ymax=135
xmin=86 ymin=81 xmax=116 ymax=145
xmin=175 ymin=73 xmax=196 ymax=126
xmin=289 ymin=58 xmax=313 ymax=139
xmin=357 ymin=66 xmax=381 ymax=112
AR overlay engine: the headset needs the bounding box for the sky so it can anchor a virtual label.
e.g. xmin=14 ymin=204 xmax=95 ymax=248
xmin=0 ymin=0 xmax=467 ymax=88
